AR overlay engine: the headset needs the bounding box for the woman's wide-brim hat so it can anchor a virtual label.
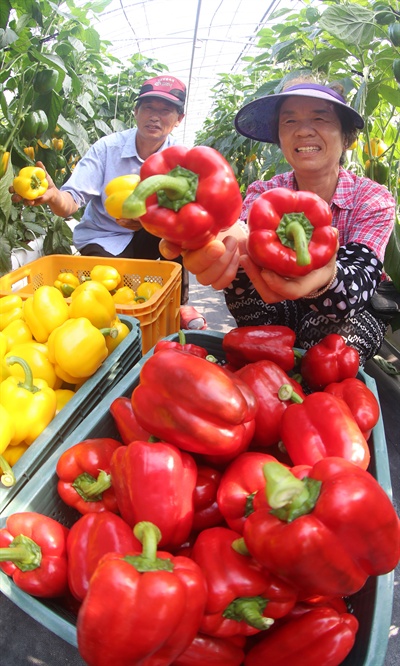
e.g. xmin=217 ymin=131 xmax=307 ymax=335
xmin=234 ymin=83 xmax=364 ymax=144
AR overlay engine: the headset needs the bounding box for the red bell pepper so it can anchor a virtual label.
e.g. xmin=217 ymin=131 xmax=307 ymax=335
xmin=242 ymin=458 xmax=400 ymax=598
xmin=324 ymin=377 xmax=380 ymax=440
xmin=77 ymin=521 xmax=207 ymax=666
xmin=246 ymin=187 xmax=337 ymax=277
xmin=66 ymin=511 xmax=141 ymax=601
xmin=110 ymin=439 xmax=197 ymax=550
xmin=154 ymin=329 xmax=209 ymax=359
xmin=244 ymin=606 xmax=358 ymax=666
xmin=109 ymin=396 xmax=152 ymax=445
xmin=122 ymin=145 xmax=243 ymax=250
xmin=193 ymin=465 xmax=224 ymax=532
xmin=191 ymin=526 xmax=297 ymax=638
xmin=300 ymin=333 xmax=360 ymax=390
xmin=0 ymin=512 xmax=68 ymax=598
xmin=222 ymin=324 xmax=297 ymax=372
xmin=236 ymin=359 xmax=306 ymax=448
xmin=173 ymin=632 xmax=245 ymax=666
xmin=278 ymin=384 xmax=370 ymax=470
xmin=131 ymin=348 xmax=257 ymax=458
xmin=217 ymin=451 xmax=281 ymax=533
xmin=56 ymin=438 xmax=122 ymax=514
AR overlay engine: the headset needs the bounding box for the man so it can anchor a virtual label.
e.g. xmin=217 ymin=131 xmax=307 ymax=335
xmin=11 ymin=74 xmax=194 ymax=306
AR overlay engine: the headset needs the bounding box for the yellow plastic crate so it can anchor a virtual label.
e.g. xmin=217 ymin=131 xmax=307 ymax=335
xmin=0 ymin=255 xmax=181 ymax=353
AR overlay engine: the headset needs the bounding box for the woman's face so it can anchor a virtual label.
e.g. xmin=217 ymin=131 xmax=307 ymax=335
xmin=278 ymin=96 xmax=346 ymax=176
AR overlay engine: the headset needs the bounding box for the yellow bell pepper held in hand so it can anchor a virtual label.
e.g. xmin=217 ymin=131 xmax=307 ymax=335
xmin=13 ymin=166 xmax=49 ymax=199
xmin=2 ymin=319 xmax=32 ymax=350
xmin=90 ymin=264 xmax=121 ymax=291
xmin=69 ymin=281 xmax=116 ymax=329
xmin=104 ymin=174 xmax=140 ymax=218
xmin=54 ymin=272 xmax=80 ymax=297
xmin=47 ymin=317 xmax=116 ymax=383
xmin=0 ymin=295 xmax=24 ymax=330
xmin=23 ymin=286 xmax=69 ymax=343
xmin=1 ymin=356 xmax=57 ymax=446
xmin=5 ymin=341 xmax=58 ymax=389
xmin=0 ymin=405 xmax=16 ymax=487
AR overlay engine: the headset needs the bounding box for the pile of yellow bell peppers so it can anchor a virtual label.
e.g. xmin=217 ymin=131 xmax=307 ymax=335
xmin=0 ymin=281 xmax=131 ymax=486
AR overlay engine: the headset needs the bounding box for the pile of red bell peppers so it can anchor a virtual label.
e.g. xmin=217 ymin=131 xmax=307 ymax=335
xmin=1 ymin=327 xmax=399 ymax=666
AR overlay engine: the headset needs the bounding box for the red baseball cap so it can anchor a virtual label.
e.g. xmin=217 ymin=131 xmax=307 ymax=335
xmin=137 ymin=75 xmax=186 ymax=108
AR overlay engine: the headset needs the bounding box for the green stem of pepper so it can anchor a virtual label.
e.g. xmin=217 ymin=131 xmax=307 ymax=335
xmin=124 ymin=521 xmax=174 ymax=572
xmin=122 ymin=166 xmax=198 ymax=218
xmin=263 ymin=461 xmax=321 ymax=522
xmin=0 ymin=456 xmax=16 ymax=487
xmin=6 ymin=356 xmax=40 ymax=394
xmin=223 ymin=596 xmax=274 ymax=630
xmin=0 ymin=534 xmax=42 ymax=571
xmin=72 ymin=470 xmax=112 ymax=501
xmin=276 ymin=212 xmax=314 ymax=266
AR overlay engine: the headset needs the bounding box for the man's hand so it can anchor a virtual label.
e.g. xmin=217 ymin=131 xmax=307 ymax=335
xmin=115 ymin=218 xmax=143 ymax=231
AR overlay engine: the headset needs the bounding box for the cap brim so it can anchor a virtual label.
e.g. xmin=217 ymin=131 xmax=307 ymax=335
xmin=234 ymin=89 xmax=364 ymax=143
xmin=138 ymin=91 xmax=184 ymax=108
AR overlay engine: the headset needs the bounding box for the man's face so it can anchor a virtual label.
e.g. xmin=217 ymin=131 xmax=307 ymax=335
xmin=134 ymin=98 xmax=183 ymax=142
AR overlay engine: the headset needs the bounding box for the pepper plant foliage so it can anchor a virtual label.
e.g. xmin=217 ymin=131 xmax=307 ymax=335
xmin=195 ymin=0 xmax=400 ymax=297
xmin=0 ymin=0 xmax=168 ymax=275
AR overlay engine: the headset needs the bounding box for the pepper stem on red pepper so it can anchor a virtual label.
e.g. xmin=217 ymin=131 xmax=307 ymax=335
xmin=72 ymin=470 xmax=112 ymax=501
xmin=276 ymin=212 xmax=314 ymax=266
xmin=278 ymin=383 xmax=304 ymax=404
xmin=0 ymin=534 xmax=42 ymax=571
xmin=223 ymin=596 xmax=274 ymax=630
xmin=125 ymin=521 xmax=174 ymax=572
xmin=122 ymin=166 xmax=199 ymax=218
xmin=263 ymin=461 xmax=321 ymax=522
xmin=6 ymin=356 xmax=40 ymax=393
xmin=0 ymin=456 xmax=16 ymax=487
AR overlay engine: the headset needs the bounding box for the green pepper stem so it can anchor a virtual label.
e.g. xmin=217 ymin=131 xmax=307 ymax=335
xmin=0 ymin=456 xmax=16 ymax=487
xmin=100 ymin=327 xmax=118 ymax=339
xmin=278 ymin=383 xmax=304 ymax=403
xmin=72 ymin=470 xmax=112 ymax=500
xmin=276 ymin=211 xmax=314 ymax=266
xmin=285 ymin=221 xmax=311 ymax=266
xmin=231 ymin=537 xmax=250 ymax=555
xmin=223 ymin=596 xmax=274 ymax=630
xmin=5 ymin=356 xmax=40 ymax=394
xmin=263 ymin=461 xmax=321 ymax=522
xmin=0 ymin=534 xmax=42 ymax=571
xmin=122 ymin=174 xmax=192 ymax=218
xmin=178 ymin=330 xmax=187 ymax=345
xmin=124 ymin=521 xmax=174 ymax=573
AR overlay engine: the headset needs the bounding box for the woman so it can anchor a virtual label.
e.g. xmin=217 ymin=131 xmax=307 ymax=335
xmin=161 ymin=80 xmax=395 ymax=365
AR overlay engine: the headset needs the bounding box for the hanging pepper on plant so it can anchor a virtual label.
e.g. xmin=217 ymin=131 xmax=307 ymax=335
xmin=77 ymin=521 xmax=208 ymax=666
xmin=121 ymin=145 xmax=243 ymax=249
xmin=246 ymin=188 xmax=338 ymax=277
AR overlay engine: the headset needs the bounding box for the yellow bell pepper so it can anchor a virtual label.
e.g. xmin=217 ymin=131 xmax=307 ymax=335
xmin=0 ymin=295 xmax=24 ymax=330
xmin=52 ymin=138 xmax=64 ymax=151
xmin=104 ymin=174 xmax=140 ymax=218
xmin=5 ymin=341 xmax=58 ymax=389
xmin=105 ymin=318 xmax=130 ymax=354
xmin=54 ymin=388 xmax=75 ymax=414
xmin=1 ymin=356 xmax=57 ymax=446
xmin=0 ymin=404 xmax=16 ymax=487
xmin=47 ymin=317 xmax=114 ymax=383
xmin=54 ymin=272 xmax=80 ymax=297
xmin=0 ymin=151 xmax=10 ymax=178
xmin=90 ymin=264 xmax=122 ymax=291
xmin=0 ymin=331 xmax=10 ymax=382
xmin=2 ymin=319 xmax=33 ymax=350
xmin=135 ymin=281 xmax=162 ymax=302
xmin=23 ymin=146 xmax=35 ymax=161
xmin=112 ymin=286 xmax=136 ymax=304
xmin=69 ymin=281 xmax=116 ymax=329
xmin=13 ymin=166 xmax=49 ymax=199
xmin=23 ymin=285 xmax=69 ymax=343
xmin=1 ymin=442 xmax=29 ymax=467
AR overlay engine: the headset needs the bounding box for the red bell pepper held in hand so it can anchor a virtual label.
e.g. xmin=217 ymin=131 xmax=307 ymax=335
xmin=191 ymin=526 xmax=297 ymax=638
xmin=222 ymin=325 xmax=297 ymax=372
xmin=217 ymin=451 xmax=281 ymax=533
xmin=66 ymin=511 xmax=141 ymax=601
xmin=236 ymin=360 xmax=306 ymax=448
xmin=110 ymin=439 xmax=197 ymax=550
xmin=122 ymin=145 xmax=243 ymax=250
xmin=242 ymin=458 xmax=400 ymax=598
xmin=154 ymin=329 xmax=209 ymax=359
xmin=193 ymin=465 xmax=224 ymax=532
xmin=131 ymin=348 xmax=257 ymax=458
xmin=0 ymin=512 xmax=68 ymax=598
xmin=324 ymin=377 xmax=380 ymax=440
xmin=173 ymin=632 xmax=245 ymax=666
xmin=278 ymin=383 xmax=370 ymax=470
xmin=56 ymin=438 xmax=122 ymax=514
xmin=246 ymin=187 xmax=337 ymax=277
xmin=244 ymin=606 xmax=358 ymax=666
xmin=109 ymin=396 xmax=152 ymax=445
xmin=77 ymin=521 xmax=207 ymax=666
xmin=300 ymin=333 xmax=360 ymax=390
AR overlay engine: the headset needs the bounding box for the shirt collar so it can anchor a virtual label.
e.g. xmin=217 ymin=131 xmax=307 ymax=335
xmin=120 ymin=128 xmax=173 ymax=161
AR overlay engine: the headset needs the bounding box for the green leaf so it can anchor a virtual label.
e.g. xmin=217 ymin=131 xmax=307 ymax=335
xmin=378 ymin=84 xmax=400 ymax=108
xmin=0 ymin=0 xmax=11 ymax=31
xmin=319 ymin=5 xmax=376 ymax=47
xmin=384 ymin=218 xmax=400 ymax=291
xmin=0 ymin=236 xmax=12 ymax=276
xmin=312 ymin=48 xmax=350 ymax=68
xmin=0 ymin=154 xmax=13 ymax=221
